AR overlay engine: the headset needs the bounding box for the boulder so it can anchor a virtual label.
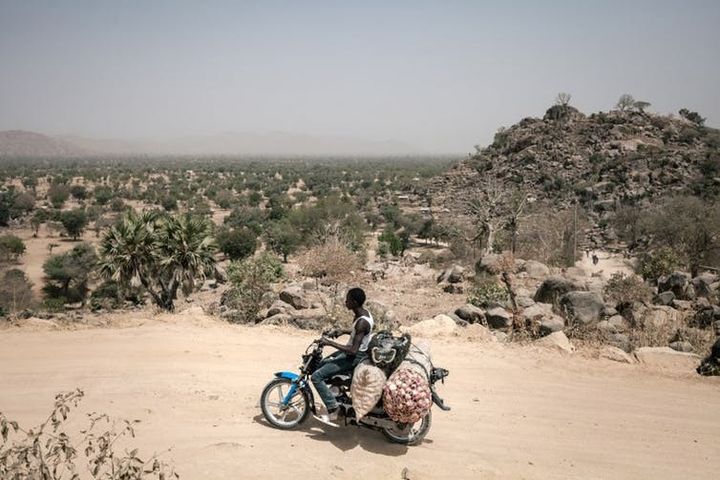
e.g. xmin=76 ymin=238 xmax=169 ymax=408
xmin=485 ymin=307 xmax=513 ymax=330
xmin=523 ymin=260 xmax=550 ymax=278
xmin=403 ymin=314 xmax=458 ymax=337
xmin=437 ymin=265 xmax=464 ymax=284
xmin=279 ymin=287 xmax=310 ymax=310
xmin=633 ymin=347 xmax=700 ymax=370
xmin=443 ymin=284 xmax=464 ymax=294
xmin=521 ymin=302 xmax=554 ymax=319
xmin=463 ymin=323 xmax=495 ymax=342
xmin=599 ymin=346 xmax=635 ymax=364
xmin=605 ymin=333 xmax=631 ymax=352
xmin=658 ymin=271 xmax=692 ymax=300
xmin=220 ymin=309 xmax=252 ymax=324
xmin=476 ymin=254 xmax=504 ymax=275
xmin=539 ymin=315 xmax=565 ymax=336
xmin=262 ymin=313 xmax=292 ymax=325
xmin=669 ymin=341 xmax=694 ymax=353
xmin=454 ymin=304 xmax=486 ymax=324
xmin=619 ymin=301 xmax=648 ymax=327
xmin=267 ymin=300 xmax=294 ymax=317
xmin=534 ymin=276 xmax=586 ymax=304
xmin=692 ymin=305 xmax=720 ymax=328
xmin=608 ymin=315 xmax=627 ymax=332
xmin=692 ymin=273 xmax=718 ymax=298
xmin=642 ymin=306 xmax=679 ymax=328
xmin=290 ymin=316 xmax=325 ymax=330
xmin=653 ymin=291 xmax=675 ymax=306
xmin=492 ymin=331 xmax=509 ymax=343
xmin=447 ymin=265 xmax=465 ymax=284
xmin=559 ymin=291 xmax=604 ymax=325
xmin=516 ymin=296 xmax=535 ymax=308
xmin=535 ymin=331 xmax=574 ymax=353
xmin=671 ymin=300 xmax=693 ymax=311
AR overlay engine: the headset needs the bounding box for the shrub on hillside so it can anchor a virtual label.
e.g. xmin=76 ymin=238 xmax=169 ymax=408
xmin=43 ymin=243 xmax=97 ymax=305
xmin=0 ymin=235 xmax=26 ymax=262
xmin=60 ymin=208 xmax=88 ymax=240
xmin=468 ymin=275 xmax=508 ymax=308
xmin=637 ymin=247 xmax=681 ymax=281
xmin=224 ymin=254 xmax=284 ymax=323
xmin=0 ymin=268 xmax=34 ymax=315
xmin=604 ymin=272 xmax=652 ymax=307
xmin=217 ymin=227 xmax=257 ymax=261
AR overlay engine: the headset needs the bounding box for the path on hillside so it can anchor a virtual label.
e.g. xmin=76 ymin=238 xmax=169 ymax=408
xmin=1 ymin=315 xmax=719 ymax=479
xmin=576 ymin=249 xmax=635 ymax=280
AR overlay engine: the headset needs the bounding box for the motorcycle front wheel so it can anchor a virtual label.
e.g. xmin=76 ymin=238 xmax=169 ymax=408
xmin=382 ymin=411 xmax=432 ymax=446
xmin=260 ymin=377 xmax=310 ymax=429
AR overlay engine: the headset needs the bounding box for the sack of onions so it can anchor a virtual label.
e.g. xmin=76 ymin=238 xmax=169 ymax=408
xmin=351 ymin=361 xmax=387 ymax=419
xmin=382 ymin=367 xmax=432 ymax=424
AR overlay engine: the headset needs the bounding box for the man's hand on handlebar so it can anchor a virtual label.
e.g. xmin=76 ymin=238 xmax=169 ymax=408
xmin=321 ymin=328 xmax=342 ymax=339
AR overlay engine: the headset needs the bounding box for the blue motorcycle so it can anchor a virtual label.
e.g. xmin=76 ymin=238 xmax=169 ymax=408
xmin=260 ymin=337 xmax=450 ymax=445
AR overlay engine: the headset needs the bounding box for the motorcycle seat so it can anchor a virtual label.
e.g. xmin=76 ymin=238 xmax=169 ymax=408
xmin=328 ymin=374 xmax=352 ymax=386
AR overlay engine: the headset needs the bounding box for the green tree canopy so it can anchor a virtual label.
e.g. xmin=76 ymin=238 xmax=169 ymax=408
xmin=99 ymin=211 xmax=217 ymax=310
xmin=60 ymin=209 xmax=88 ymax=240
xmin=42 ymin=243 xmax=97 ymax=304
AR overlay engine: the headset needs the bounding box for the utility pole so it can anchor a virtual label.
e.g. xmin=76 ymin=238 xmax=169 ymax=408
xmin=573 ymin=199 xmax=578 ymax=263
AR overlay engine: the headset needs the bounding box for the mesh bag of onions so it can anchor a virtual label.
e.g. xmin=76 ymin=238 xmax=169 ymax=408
xmin=382 ymin=367 xmax=432 ymax=424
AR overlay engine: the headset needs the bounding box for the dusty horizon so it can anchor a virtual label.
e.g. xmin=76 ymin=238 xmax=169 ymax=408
xmin=1 ymin=1 xmax=719 ymax=154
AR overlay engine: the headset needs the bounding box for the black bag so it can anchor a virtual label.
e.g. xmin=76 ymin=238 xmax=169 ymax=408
xmin=368 ymin=330 xmax=411 ymax=373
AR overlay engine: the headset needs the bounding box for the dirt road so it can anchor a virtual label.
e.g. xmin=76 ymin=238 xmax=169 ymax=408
xmin=1 ymin=313 xmax=719 ymax=479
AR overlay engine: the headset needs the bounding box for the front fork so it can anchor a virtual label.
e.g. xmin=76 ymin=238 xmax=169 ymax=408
xmin=275 ymin=371 xmax=317 ymax=414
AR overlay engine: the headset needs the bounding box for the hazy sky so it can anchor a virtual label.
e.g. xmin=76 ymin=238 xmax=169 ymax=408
xmin=1 ymin=0 xmax=719 ymax=153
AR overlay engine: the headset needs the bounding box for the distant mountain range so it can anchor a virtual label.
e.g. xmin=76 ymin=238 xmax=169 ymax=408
xmin=0 ymin=130 xmax=417 ymax=157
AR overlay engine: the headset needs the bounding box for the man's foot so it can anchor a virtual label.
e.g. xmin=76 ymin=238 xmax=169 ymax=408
xmin=313 ymin=408 xmax=340 ymax=427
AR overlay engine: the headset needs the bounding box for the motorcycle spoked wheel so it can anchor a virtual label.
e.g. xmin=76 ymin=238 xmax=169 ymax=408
xmin=381 ymin=410 xmax=432 ymax=446
xmin=260 ymin=377 xmax=310 ymax=429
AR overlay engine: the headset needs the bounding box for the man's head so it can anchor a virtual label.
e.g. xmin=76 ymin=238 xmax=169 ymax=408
xmin=714 ymin=320 xmax=720 ymax=336
xmin=345 ymin=287 xmax=366 ymax=310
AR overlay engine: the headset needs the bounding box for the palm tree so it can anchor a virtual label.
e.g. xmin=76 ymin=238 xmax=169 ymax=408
xmin=99 ymin=211 xmax=217 ymax=311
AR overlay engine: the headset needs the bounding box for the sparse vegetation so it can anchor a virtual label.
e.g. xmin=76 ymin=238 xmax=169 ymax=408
xmin=0 ymin=389 xmax=177 ymax=479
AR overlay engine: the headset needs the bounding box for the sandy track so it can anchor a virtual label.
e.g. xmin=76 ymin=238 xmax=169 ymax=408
xmin=1 ymin=316 xmax=719 ymax=479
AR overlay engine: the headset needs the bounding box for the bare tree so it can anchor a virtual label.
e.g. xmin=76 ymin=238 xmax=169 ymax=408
xmin=616 ymin=94 xmax=636 ymax=112
xmin=555 ymin=92 xmax=572 ymax=107
xmin=633 ymin=100 xmax=651 ymax=113
xmin=465 ymin=180 xmax=526 ymax=257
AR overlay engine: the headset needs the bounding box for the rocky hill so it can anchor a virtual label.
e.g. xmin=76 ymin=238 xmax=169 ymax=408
xmin=0 ymin=130 xmax=89 ymax=157
xmin=434 ymin=107 xmax=720 ymax=246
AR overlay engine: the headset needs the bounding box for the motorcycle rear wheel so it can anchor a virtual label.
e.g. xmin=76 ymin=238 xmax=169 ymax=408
xmin=260 ymin=377 xmax=310 ymax=429
xmin=382 ymin=411 xmax=432 ymax=446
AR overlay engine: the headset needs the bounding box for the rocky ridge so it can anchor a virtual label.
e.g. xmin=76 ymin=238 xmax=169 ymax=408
xmin=433 ymin=107 xmax=720 ymax=247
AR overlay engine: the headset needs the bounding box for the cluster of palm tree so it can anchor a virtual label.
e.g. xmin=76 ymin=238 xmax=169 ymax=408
xmin=99 ymin=211 xmax=217 ymax=311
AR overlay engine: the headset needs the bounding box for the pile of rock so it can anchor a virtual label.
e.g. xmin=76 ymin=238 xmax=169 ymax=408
xmin=436 ymin=265 xmax=466 ymax=294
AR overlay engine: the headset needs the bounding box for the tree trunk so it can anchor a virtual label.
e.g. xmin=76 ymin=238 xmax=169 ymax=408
xmin=482 ymin=222 xmax=495 ymax=257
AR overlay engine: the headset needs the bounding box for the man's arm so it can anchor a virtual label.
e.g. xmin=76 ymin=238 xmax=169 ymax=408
xmin=321 ymin=319 xmax=370 ymax=355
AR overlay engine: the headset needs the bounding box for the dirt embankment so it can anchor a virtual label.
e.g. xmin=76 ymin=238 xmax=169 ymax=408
xmin=1 ymin=312 xmax=719 ymax=480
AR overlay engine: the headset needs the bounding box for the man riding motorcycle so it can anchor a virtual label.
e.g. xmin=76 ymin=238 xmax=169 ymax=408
xmin=311 ymin=287 xmax=373 ymax=426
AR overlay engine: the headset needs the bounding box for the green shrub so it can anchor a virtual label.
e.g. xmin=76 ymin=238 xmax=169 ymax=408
xmin=217 ymin=227 xmax=257 ymax=261
xmin=224 ymin=254 xmax=284 ymax=323
xmin=60 ymin=208 xmax=88 ymax=240
xmin=468 ymin=276 xmax=508 ymax=307
xmin=637 ymin=247 xmax=681 ymax=280
xmin=0 ymin=269 xmax=34 ymax=314
xmin=604 ymin=272 xmax=652 ymax=306
xmin=0 ymin=234 xmax=26 ymax=262
xmin=42 ymin=297 xmax=66 ymax=312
